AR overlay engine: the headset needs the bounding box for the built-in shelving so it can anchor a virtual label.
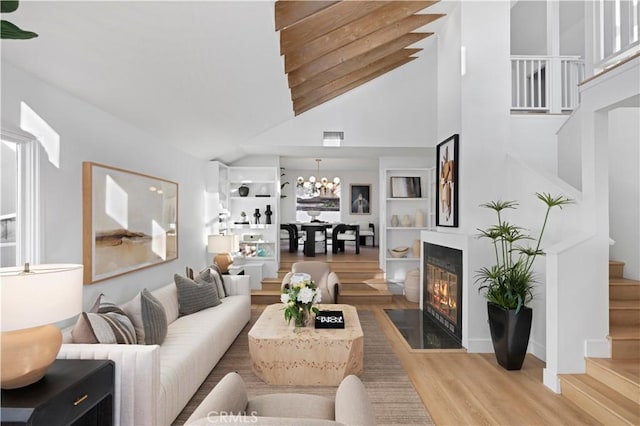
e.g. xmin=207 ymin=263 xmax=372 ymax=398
xmin=381 ymin=167 xmax=435 ymax=284
xmin=207 ymin=163 xmax=280 ymax=281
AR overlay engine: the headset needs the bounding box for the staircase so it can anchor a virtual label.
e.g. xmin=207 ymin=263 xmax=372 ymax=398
xmin=559 ymin=261 xmax=640 ymax=425
xmin=251 ymin=259 xmax=393 ymax=305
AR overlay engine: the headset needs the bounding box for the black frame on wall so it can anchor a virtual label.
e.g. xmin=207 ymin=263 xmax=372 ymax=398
xmin=435 ymin=134 xmax=459 ymax=227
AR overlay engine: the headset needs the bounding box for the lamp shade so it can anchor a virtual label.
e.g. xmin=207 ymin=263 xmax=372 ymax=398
xmin=1 ymin=264 xmax=83 ymax=332
xmin=1 ymin=263 xmax=83 ymax=389
xmin=207 ymin=235 xmax=238 ymax=254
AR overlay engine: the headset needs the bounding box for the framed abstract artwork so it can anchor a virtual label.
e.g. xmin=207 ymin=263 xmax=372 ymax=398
xmin=436 ymin=134 xmax=459 ymax=227
xmin=83 ymin=162 xmax=178 ymax=284
xmin=350 ymin=184 xmax=371 ymax=214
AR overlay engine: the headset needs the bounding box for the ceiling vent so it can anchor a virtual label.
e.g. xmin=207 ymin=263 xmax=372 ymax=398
xmin=322 ymin=131 xmax=343 ymax=147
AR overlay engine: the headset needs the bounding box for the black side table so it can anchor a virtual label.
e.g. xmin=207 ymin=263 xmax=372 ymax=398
xmin=1 ymin=359 xmax=114 ymax=426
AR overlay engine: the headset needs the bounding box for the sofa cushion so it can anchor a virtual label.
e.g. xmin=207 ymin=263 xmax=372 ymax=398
xmin=122 ymin=288 xmax=168 ymax=345
xmin=71 ymin=294 xmax=137 ymax=344
xmin=248 ymin=394 xmax=335 ymax=421
xmin=174 ymin=271 xmax=221 ymax=316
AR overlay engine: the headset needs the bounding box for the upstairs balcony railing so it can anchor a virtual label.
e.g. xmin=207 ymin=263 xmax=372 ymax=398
xmin=593 ymin=0 xmax=639 ymax=72
xmin=511 ymin=56 xmax=585 ymax=114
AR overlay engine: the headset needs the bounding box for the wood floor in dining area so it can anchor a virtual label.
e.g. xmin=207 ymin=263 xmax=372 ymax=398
xmin=266 ymin=246 xmax=598 ymax=425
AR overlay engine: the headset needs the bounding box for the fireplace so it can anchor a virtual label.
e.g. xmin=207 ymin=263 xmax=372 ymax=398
xmin=423 ymin=242 xmax=463 ymax=343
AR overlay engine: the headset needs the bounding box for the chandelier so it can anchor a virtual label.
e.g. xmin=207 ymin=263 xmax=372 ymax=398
xmin=296 ymin=159 xmax=340 ymax=198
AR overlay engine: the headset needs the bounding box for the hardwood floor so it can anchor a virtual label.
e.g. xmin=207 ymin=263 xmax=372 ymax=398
xmin=257 ymin=246 xmax=599 ymax=425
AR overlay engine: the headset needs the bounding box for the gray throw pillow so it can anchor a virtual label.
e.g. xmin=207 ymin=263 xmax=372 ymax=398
xmin=122 ymin=288 xmax=168 ymax=345
xmin=174 ymin=271 xmax=221 ymax=316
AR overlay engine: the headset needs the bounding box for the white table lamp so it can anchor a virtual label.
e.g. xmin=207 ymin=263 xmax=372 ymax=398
xmin=0 ymin=263 xmax=83 ymax=389
xmin=208 ymin=235 xmax=238 ymax=274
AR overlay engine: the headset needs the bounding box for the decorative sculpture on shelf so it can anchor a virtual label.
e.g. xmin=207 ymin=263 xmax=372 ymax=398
xmin=253 ymin=208 xmax=261 ymax=224
xmin=265 ymin=205 xmax=272 ymax=224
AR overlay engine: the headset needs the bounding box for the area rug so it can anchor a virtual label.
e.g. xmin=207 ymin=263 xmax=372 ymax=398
xmin=173 ymin=309 xmax=434 ymax=426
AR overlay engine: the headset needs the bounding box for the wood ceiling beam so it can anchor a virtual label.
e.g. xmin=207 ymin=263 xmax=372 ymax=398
xmin=294 ymin=57 xmax=417 ymax=116
xmin=280 ymin=1 xmax=392 ymax=55
xmin=275 ymin=1 xmax=338 ymax=31
xmin=289 ymin=15 xmax=432 ymax=87
xmin=294 ymin=48 xmax=422 ymax=107
xmin=291 ymin=33 xmax=430 ymax=99
xmin=287 ymin=14 xmax=437 ymax=87
xmin=284 ymin=3 xmax=440 ymax=72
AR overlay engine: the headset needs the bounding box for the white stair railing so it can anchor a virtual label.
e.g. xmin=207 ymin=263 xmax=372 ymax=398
xmin=593 ymin=0 xmax=640 ymax=72
xmin=511 ymin=56 xmax=585 ymax=113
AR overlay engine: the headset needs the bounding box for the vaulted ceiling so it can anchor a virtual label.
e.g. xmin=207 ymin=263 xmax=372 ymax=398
xmin=1 ymin=1 xmax=447 ymax=162
xmin=275 ymin=1 xmax=444 ymax=115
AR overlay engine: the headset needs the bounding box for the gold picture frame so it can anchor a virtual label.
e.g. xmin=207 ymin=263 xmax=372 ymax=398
xmin=83 ymin=162 xmax=178 ymax=284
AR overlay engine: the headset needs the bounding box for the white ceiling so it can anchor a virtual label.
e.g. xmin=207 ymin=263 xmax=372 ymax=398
xmin=1 ymin=1 xmax=437 ymax=166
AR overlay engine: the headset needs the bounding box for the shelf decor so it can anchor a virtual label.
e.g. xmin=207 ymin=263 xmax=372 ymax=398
xmin=83 ymin=162 xmax=178 ymax=284
xmin=436 ymin=134 xmax=459 ymax=227
xmin=390 ymin=177 xmax=421 ymax=198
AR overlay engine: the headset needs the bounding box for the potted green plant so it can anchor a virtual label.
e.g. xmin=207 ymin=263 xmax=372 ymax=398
xmin=475 ymin=192 xmax=572 ymax=370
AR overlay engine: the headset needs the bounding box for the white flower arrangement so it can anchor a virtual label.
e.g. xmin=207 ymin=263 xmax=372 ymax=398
xmin=282 ymin=273 xmax=321 ymax=326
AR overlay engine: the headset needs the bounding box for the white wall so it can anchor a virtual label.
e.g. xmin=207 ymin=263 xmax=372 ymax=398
xmin=456 ymin=2 xmax=513 ymax=350
xmin=557 ymin=107 xmax=584 ymax=190
xmin=511 ymin=1 xmax=547 ymax=55
xmin=608 ymin=107 xmax=640 ymax=279
xmin=243 ymin=36 xmax=439 ymax=150
xmin=1 ymin=62 xmax=210 ymax=311
xmin=510 ymin=114 xmax=568 ymax=175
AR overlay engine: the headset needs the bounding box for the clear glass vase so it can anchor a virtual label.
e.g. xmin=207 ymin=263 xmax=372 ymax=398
xmin=294 ymin=308 xmax=309 ymax=327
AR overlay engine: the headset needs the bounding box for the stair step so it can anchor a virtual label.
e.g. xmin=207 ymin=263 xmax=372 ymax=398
xmin=278 ymin=261 xmax=381 ymax=271
xmin=610 ymin=278 xmax=640 ymax=300
xmin=261 ymin=281 xmax=381 ymax=292
xmin=560 ymin=373 xmax=639 ymax=425
xmin=610 ymin=300 xmax=640 ymax=327
xmin=610 ymin=261 xmax=626 ymax=279
xmin=609 ymin=326 xmax=640 ymax=340
xmin=339 ymin=289 xmax=393 ymax=305
xmin=250 ymin=288 xmax=392 ymax=305
xmin=609 ymin=326 xmax=640 ymax=359
xmin=586 ymin=358 xmax=640 ymax=403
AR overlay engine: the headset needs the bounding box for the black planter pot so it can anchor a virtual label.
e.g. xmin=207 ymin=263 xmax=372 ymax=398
xmin=487 ymin=302 xmax=532 ymax=370
xmin=238 ymin=185 xmax=249 ymax=197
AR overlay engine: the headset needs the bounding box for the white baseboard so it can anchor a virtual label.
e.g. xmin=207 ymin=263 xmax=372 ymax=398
xmin=528 ymin=338 xmax=546 ymax=362
xmin=465 ymin=338 xmax=493 ymax=353
xmin=585 ymin=339 xmax=610 ymax=358
xmin=543 ymin=368 xmax=561 ymax=393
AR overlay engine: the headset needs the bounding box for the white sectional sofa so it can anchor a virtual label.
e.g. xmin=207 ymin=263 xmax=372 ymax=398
xmin=58 ymin=275 xmax=251 ymax=426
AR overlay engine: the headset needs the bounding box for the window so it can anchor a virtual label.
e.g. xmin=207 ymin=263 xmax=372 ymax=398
xmin=0 ymin=131 xmax=40 ymax=267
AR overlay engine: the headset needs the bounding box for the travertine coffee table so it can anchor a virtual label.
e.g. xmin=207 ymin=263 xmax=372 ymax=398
xmin=248 ymin=303 xmax=363 ymax=385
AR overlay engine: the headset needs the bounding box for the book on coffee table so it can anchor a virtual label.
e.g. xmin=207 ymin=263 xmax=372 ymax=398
xmin=315 ymin=310 xmax=345 ymax=329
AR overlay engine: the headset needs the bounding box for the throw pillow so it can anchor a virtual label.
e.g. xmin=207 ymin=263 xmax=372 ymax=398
xmin=174 ymin=271 xmax=221 ymax=316
xmin=71 ymin=294 xmax=137 ymax=344
xmin=207 ymin=264 xmax=227 ymax=298
xmin=122 ymin=288 xmax=168 ymax=345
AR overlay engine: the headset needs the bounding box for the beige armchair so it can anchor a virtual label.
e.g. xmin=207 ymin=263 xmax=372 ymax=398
xmin=185 ymin=372 xmax=376 ymax=425
xmin=281 ymin=261 xmax=341 ymax=304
